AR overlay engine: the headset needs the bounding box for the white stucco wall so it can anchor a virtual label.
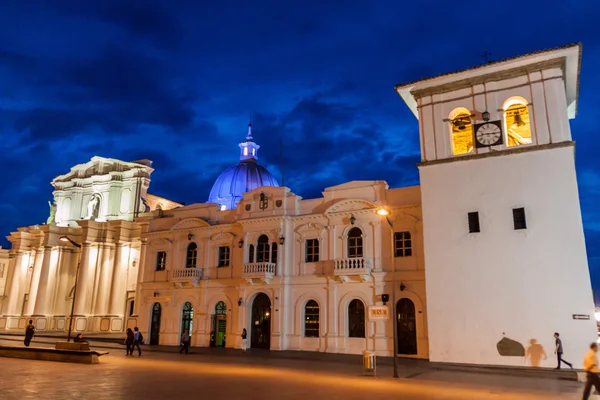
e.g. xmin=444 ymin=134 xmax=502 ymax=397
xmin=419 ymin=144 xmax=596 ymax=367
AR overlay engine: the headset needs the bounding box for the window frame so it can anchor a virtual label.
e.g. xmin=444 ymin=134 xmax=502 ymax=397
xmin=256 ymin=235 xmax=270 ymax=262
xmin=271 ymin=242 xmax=278 ymax=264
xmin=394 ymin=231 xmax=412 ymax=257
xmin=155 ymin=251 xmax=167 ymax=271
xmin=468 ymin=212 xmax=480 ymax=233
xmin=218 ymin=246 xmax=231 ymax=267
xmin=347 ymin=227 xmax=363 ymax=258
xmin=186 ymin=243 xmax=198 ymax=268
xmin=304 ymin=300 xmax=320 ymax=338
xmin=348 ymin=299 xmax=365 ymax=338
xmin=305 ymin=238 xmax=320 ymax=263
xmin=513 ymin=207 xmax=527 ymax=230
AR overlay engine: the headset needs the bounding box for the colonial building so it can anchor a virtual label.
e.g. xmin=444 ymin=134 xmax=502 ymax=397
xmin=0 ymin=43 xmax=595 ymax=367
xmin=0 ymin=157 xmax=181 ymax=333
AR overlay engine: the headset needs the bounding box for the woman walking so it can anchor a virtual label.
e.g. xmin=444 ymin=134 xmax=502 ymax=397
xmin=125 ymin=328 xmax=134 ymax=356
xmin=241 ymin=328 xmax=248 ymax=353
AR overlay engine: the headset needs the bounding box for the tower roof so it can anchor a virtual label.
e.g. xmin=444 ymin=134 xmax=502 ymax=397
xmin=395 ymin=43 xmax=582 ymax=119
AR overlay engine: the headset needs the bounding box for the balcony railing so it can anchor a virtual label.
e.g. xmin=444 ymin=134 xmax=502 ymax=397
xmin=334 ymin=257 xmax=371 ymax=277
xmin=171 ymin=268 xmax=203 ymax=284
xmin=243 ymin=262 xmax=276 ymax=280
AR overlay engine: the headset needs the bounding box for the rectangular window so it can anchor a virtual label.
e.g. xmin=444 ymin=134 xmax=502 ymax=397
xmin=155 ymin=251 xmax=167 ymax=271
xmin=305 ymin=239 xmax=320 ymax=262
xmin=218 ymin=246 xmax=230 ymax=267
xmin=394 ymin=232 xmax=412 ymax=257
xmin=513 ymin=207 xmax=527 ymax=230
xmin=468 ymin=212 xmax=480 ymax=233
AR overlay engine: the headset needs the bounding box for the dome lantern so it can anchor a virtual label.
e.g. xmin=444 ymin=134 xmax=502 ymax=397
xmin=207 ymin=123 xmax=279 ymax=210
xmin=238 ymin=123 xmax=260 ymax=163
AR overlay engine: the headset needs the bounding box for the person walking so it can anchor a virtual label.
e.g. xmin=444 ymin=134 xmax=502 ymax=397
xmin=241 ymin=328 xmax=248 ymax=353
xmin=132 ymin=327 xmax=143 ymax=356
xmin=582 ymin=342 xmax=600 ymax=400
xmin=125 ymin=328 xmax=134 ymax=356
xmin=554 ymin=332 xmax=573 ymax=369
xmin=24 ymin=320 xmax=35 ymax=347
xmin=180 ymin=329 xmax=190 ymax=354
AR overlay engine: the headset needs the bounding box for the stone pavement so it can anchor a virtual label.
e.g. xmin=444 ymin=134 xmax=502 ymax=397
xmin=0 ymin=335 xmax=593 ymax=399
xmin=0 ymin=334 xmax=578 ymax=380
xmin=0 ymin=348 xmax=591 ymax=400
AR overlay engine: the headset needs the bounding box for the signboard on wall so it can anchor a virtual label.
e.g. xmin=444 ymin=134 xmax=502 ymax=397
xmin=573 ymin=314 xmax=590 ymax=320
xmin=368 ymin=306 xmax=389 ymax=321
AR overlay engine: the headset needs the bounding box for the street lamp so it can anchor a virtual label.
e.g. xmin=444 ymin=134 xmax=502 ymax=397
xmin=375 ymin=208 xmax=399 ymax=378
xmin=60 ymin=236 xmax=82 ymax=342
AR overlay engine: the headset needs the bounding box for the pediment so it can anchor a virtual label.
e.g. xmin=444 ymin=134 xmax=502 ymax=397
xmin=325 ymin=199 xmax=379 ymax=214
xmin=149 ymin=238 xmax=172 ymax=247
xmin=52 ymin=156 xmax=153 ymax=183
xmin=295 ymin=222 xmax=326 ymax=234
xmin=170 ymin=218 xmax=211 ymax=230
xmin=210 ymin=232 xmax=236 ymax=241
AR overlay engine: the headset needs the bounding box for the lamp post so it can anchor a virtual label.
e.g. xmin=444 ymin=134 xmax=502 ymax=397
xmin=60 ymin=236 xmax=82 ymax=342
xmin=376 ymin=208 xmax=399 ymax=378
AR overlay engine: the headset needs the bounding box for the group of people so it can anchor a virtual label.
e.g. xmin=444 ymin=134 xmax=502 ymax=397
xmin=124 ymin=327 xmax=143 ymax=356
xmin=124 ymin=327 xmax=193 ymax=355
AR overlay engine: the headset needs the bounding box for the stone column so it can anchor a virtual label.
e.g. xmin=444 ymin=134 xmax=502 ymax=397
xmin=325 ymin=279 xmax=338 ymax=353
xmin=53 ymin=248 xmax=76 ymax=316
xmin=94 ymin=244 xmax=114 ymax=316
xmin=370 ymin=221 xmax=382 ymax=272
xmin=73 ymin=243 xmax=92 ymax=315
xmin=24 ymin=248 xmax=43 ymax=316
xmin=108 ymin=243 xmax=125 ymax=315
xmin=132 ymin=239 xmax=147 ymax=316
xmin=33 ymin=246 xmax=53 ymax=315
xmin=3 ymin=251 xmax=25 ymax=315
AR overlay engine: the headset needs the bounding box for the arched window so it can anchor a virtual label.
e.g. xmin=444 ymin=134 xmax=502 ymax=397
xmin=271 ymin=242 xmax=278 ymax=263
xmin=450 ymin=109 xmax=474 ymax=155
xmin=348 ymin=299 xmax=365 ymax=338
xmin=215 ymin=301 xmax=227 ymax=315
xmin=504 ymin=98 xmax=532 ymax=147
xmin=256 ymin=235 xmax=270 ymax=262
xmin=186 ymin=243 xmax=198 ymax=268
xmin=347 ymin=227 xmax=363 ymax=258
xmin=181 ymin=302 xmax=193 ymax=336
xmin=304 ymin=300 xmax=320 ymax=337
xmin=248 ymin=244 xmax=255 ymax=263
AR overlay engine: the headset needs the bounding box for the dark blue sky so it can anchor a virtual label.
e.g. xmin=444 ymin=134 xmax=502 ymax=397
xmin=0 ymin=0 xmax=599 ymax=289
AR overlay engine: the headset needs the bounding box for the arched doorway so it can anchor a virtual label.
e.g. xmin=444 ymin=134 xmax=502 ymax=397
xmin=181 ymin=302 xmax=193 ymax=340
xmin=210 ymin=301 xmax=227 ymax=347
xmin=251 ymin=293 xmax=271 ymax=349
xmin=397 ymin=298 xmax=417 ymax=355
xmin=150 ymin=302 xmax=162 ymax=345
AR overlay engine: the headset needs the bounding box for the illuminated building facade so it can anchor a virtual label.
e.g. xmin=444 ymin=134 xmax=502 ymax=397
xmin=0 ymin=44 xmax=595 ymax=367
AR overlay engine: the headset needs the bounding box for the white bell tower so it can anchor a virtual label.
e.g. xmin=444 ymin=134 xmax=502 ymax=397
xmin=396 ymin=43 xmax=596 ymax=367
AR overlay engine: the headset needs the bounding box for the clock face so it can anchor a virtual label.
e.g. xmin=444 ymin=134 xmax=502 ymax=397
xmin=474 ymin=121 xmax=503 ymax=148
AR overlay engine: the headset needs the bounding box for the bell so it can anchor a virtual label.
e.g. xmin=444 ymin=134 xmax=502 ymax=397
xmin=513 ymin=111 xmax=525 ymax=127
xmin=453 ymin=119 xmax=466 ymax=130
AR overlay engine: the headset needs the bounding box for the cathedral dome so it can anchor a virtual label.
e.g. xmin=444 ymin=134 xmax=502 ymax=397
xmin=207 ymin=124 xmax=279 ymax=210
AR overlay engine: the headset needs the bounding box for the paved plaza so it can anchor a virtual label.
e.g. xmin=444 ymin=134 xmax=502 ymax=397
xmin=0 ymin=336 xmax=593 ymax=400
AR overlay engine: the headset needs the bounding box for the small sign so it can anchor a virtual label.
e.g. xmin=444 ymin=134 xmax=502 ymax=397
xmin=573 ymin=314 xmax=590 ymax=320
xmin=368 ymin=306 xmax=389 ymax=321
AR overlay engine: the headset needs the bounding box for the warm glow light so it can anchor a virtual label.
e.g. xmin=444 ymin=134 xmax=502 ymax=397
xmin=60 ymin=236 xmax=69 ymax=242
xmin=376 ymin=208 xmax=389 ymax=216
